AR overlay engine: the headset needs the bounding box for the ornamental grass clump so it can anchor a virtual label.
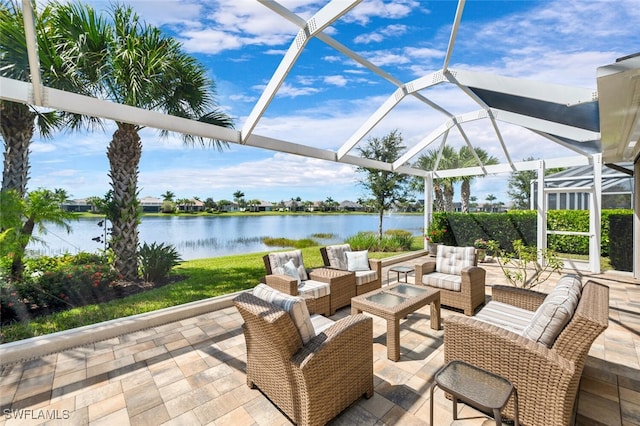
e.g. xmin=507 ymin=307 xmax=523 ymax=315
xmin=488 ymin=239 xmax=564 ymax=289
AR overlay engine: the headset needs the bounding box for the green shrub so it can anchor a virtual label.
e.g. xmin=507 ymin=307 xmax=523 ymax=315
xmin=261 ymin=237 xmax=318 ymax=248
xmin=138 ymin=242 xmax=182 ymax=282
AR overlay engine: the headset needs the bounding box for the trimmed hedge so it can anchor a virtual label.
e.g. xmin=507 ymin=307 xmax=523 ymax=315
xmin=430 ymin=209 xmax=632 ymax=259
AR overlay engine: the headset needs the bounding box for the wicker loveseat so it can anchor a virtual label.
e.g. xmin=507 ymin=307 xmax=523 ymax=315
xmin=415 ymin=245 xmax=486 ymax=315
xmin=320 ymin=244 xmax=382 ymax=296
xmin=444 ymin=277 xmax=609 ymax=426
xmin=234 ymin=287 xmax=374 ymax=426
xmin=262 ymin=249 xmax=355 ymax=315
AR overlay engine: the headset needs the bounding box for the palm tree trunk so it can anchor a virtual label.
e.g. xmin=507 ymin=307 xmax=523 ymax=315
xmin=107 ymin=124 xmax=141 ymax=280
xmin=461 ymin=179 xmax=470 ymax=213
xmin=434 ymin=181 xmax=444 ymax=211
xmin=1 ymin=102 xmax=35 ymax=196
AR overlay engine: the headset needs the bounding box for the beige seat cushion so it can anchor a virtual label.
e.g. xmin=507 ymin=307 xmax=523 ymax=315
xmin=422 ymin=272 xmax=462 ymax=291
xmin=252 ymin=284 xmax=316 ymax=344
xmin=474 ymin=301 xmax=535 ymax=334
xmin=355 ymin=270 xmax=378 ymax=286
xmin=299 ymin=279 xmax=331 ymax=298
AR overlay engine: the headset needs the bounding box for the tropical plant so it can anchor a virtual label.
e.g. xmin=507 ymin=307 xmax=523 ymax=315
xmin=507 ymin=157 xmax=566 ymax=210
xmin=8 ymin=188 xmax=76 ymax=281
xmin=487 ymin=239 xmax=564 ymax=289
xmin=138 ymin=242 xmax=182 ymax=282
xmin=54 ymin=3 xmax=234 ymax=279
xmin=356 ymin=129 xmax=410 ymax=240
xmin=458 ymin=146 xmax=499 ymax=212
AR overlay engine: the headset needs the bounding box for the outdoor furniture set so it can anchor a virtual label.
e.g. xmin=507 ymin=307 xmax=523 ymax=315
xmin=262 ymin=245 xmax=382 ymax=316
xmin=239 ymin=245 xmax=609 ymax=426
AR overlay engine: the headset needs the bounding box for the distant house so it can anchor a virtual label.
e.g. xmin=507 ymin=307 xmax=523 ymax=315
xmin=339 ymin=200 xmax=362 ymax=211
xmin=140 ymin=196 xmax=163 ymax=213
xmin=62 ymin=198 xmax=92 ymax=212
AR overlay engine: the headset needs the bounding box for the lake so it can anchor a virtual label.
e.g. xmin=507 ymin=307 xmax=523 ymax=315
xmin=28 ymin=214 xmax=426 ymax=260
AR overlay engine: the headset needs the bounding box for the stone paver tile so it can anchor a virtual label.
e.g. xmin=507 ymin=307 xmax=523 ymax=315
xmin=86 ymin=351 xmax=115 ymax=368
xmin=164 ymin=384 xmax=219 ymax=419
xmin=133 ymin=345 xmax=170 ymax=364
xmin=357 ymin=392 xmax=394 ymax=420
xmin=158 ymin=378 xmax=193 ymax=403
xmin=192 ymin=392 xmax=239 ymax=425
xmin=87 ymin=355 xmax=136 ymax=378
xmin=50 ymin=373 xmax=109 ymax=403
xmin=212 ymin=370 xmax=245 ymax=395
xmin=75 ymin=381 xmax=122 ymax=409
xmin=242 ymin=396 xmax=290 ymax=426
xmin=177 ymin=358 xmax=209 ymax=378
xmin=123 ymin=381 xmax=163 ymax=417
xmin=187 ymin=363 xmax=234 ymax=389
xmin=577 ymin=388 xmax=621 ymax=426
xmin=381 ymin=404 xmax=428 ymax=426
xmin=151 ymin=362 xmax=185 ymax=388
xmin=88 ymin=393 xmax=126 ymax=422
xmin=580 ymin=376 xmax=620 ymax=402
xmin=52 ymin=369 xmax=86 ymax=390
xmin=621 ymin=399 xmax=640 ymax=425
xmin=114 ymin=341 xmax=156 ymax=360
xmin=88 ymin=407 xmax=130 ymax=426
xmin=164 ymin=339 xmax=191 ymax=352
xmin=119 ymin=369 xmax=154 ymax=392
xmin=159 ymin=410 xmax=200 ymax=426
xmin=129 ymin=404 xmax=170 ymax=426
xmin=212 ymin=406 xmax=255 ymax=426
xmin=152 ymin=332 xmax=184 ymax=347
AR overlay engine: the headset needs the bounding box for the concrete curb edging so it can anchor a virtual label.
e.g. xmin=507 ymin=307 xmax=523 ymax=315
xmin=0 ymin=291 xmax=244 ymax=367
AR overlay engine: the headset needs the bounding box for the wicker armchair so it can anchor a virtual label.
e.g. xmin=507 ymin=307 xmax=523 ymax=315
xmin=444 ymin=281 xmax=609 ymax=426
xmin=234 ymin=291 xmax=374 ymax=426
xmin=415 ymin=245 xmax=485 ymax=315
xmin=320 ymin=244 xmax=382 ymax=295
xmin=263 ymin=250 xmax=355 ymax=315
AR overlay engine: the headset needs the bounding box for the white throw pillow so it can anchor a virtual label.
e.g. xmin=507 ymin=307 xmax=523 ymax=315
xmin=252 ymin=284 xmax=316 ymax=344
xmin=283 ymin=258 xmax=301 ymax=286
xmin=346 ymin=250 xmax=370 ymax=272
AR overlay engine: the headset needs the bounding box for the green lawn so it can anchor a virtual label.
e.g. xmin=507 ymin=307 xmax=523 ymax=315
xmin=0 ymin=246 xmax=409 ymax=343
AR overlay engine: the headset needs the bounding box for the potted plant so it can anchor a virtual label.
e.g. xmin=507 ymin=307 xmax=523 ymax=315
xmin=425 ymin=226 xmax=446 ymax=257
xmin=473 ymin=238 xmax=489 ymax=262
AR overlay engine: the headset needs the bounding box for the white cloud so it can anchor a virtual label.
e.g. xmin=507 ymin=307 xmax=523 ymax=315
xmin=354 ymin=23 xmax=408 ymax=44
xmin=323 ymin=75 xmax=348 ymax=87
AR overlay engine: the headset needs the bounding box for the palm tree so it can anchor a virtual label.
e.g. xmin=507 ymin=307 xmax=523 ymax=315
xmin=9 ymin=188 xmax=76 ymax=281
xmin=1 ymin=1 xmax=108 ymax=197
xmin=161 ymin=191 xmax=175 ymax=202
xmin=56 ymin=3 xmax=233 ymax=279
xmin=485 ymin=194 xmax=497 ymax=212
xmin=458 ymin=146 xmax=499 ymax=213
xmin=414 ymin=146 xmax=459 ymax=212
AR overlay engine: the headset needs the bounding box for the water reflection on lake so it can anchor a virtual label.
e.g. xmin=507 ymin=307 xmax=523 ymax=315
xmin=28 ymin=214 xmax=425 ymax=260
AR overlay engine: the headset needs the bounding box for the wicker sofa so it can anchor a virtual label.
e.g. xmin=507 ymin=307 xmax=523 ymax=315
xmin=234 ymin=287 xmax=374 ymax=426
xmin=320 ymin=244 xmax=382 ymax=296
xmin=415 ymin=245 xmax=486 ymax=315
xmin=444 ymin=277 xmax=609 ymax=426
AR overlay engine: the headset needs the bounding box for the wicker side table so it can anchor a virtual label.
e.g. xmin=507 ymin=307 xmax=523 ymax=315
xmin=429 ymin=360 xmax=519 ymax=426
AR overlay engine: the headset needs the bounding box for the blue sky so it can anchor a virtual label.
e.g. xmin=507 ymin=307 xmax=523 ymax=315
xmin=27 ymin=0 xmax=638 ymax=205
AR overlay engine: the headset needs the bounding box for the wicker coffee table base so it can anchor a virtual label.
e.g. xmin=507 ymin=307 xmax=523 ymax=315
xmin=351 ymin=284 xmax=441 ymax=361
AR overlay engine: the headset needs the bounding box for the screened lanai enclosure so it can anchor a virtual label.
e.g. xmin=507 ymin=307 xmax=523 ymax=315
xmin=1 ymin=0 xmax=639 ymax=277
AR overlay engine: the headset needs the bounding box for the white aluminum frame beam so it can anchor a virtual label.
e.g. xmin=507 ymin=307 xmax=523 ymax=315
xmin=443 ymin=0 xmax=465 ymax=72
xmin=241 ymin=0 xmax=362 ymax=141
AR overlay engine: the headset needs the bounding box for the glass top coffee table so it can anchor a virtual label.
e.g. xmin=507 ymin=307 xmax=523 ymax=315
xmin=351 ymin=283 xmax=441 ymax=361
